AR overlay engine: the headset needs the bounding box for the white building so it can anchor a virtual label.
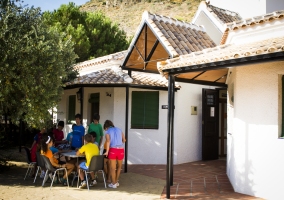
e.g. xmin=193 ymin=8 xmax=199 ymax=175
xmin=158 ymin=1 xmax=284 ymax=199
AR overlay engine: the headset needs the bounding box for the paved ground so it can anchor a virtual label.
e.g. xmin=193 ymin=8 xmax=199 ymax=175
xmin=127 ymin=160 xmax=264 ymax=199
xmin=0 ymin=148 xmax=265 ymax=200
xmin=0 ymin=162 xmax=165 ymax=200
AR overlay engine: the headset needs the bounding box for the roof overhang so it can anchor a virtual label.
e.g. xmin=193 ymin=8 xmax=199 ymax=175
xmin=159 ymin=37 xmax=284 ymax=86
xmin=164 ymin=51 xmax=284 ymax=74
xmin=64 ymin=84 xmax=180 ymax=91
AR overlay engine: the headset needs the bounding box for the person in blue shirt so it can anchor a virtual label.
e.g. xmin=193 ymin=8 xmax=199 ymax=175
xmin=61 ymin=123 xmax=76 ymax=146
xmin=71 ymin=114 xmax=85 ymax=150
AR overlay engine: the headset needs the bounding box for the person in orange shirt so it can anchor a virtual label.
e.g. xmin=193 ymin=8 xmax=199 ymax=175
xmin=41 ymin=135 xmax=74 ymax=186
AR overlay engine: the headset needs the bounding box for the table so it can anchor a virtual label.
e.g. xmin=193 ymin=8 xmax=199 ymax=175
xmin=61 ymin=151 xmax=85 ymax=187
xmin=61 ymin=151 xmax=85 ymax=158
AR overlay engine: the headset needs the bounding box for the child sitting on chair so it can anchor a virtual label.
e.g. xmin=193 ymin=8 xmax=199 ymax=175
xmin=41 ymin=135 xmax=75 ymax=186
xmin=76 ymin=133 xmax=100 ymax=189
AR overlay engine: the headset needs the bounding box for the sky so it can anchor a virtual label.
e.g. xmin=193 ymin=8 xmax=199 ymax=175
xmin=22 ymin=0 xmax=89 ymax=12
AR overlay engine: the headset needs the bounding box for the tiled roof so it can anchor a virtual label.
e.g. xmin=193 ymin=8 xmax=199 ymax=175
xmin=65 ymin=67 xmax=180 ymax=88
xmin=158 ymin=37 xmax=284 ymax=75
xmin=74 ymin=51 xmax=127 ymax=71
xmin=208 ymin=4 xmax=242 ymax=24
xmin=129 ymin=11 xmax=216 ymax=58
xmin=225 ymin=10 xmax=284 ymax=31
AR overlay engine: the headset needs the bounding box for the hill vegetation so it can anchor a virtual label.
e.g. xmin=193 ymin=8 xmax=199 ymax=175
xmin=80 ymin=0 xmax=202 ymax=38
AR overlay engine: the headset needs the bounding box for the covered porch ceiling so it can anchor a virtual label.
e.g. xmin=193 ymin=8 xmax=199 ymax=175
xmin=121 ymin=11 xmax=221 ymax=86
xmin=122 ymin=24 xmax=170 ymax=73
xmin=122 ymin=23 xmax=227 ymax=87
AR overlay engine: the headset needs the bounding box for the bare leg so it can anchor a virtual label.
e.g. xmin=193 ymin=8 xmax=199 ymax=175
xmin=104 ymin=158 xmax=108 ymax=178
xmin=115 ymin=160 xmax=122 ymax=183
xmin=109 ymin=159 xmax=117 ymax=184
xmin=90 ymin=172 xmax=95 ymax=180
xmin=63 ymin=163 xmax=75 ymax=179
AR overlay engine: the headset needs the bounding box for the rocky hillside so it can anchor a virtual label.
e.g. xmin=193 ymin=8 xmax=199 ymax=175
xmin=81 ymin=0 xmax=201 ymax=38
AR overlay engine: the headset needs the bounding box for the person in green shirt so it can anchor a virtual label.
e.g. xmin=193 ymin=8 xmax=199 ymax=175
xmin=88 ymin=113 xmax=104 ymax=147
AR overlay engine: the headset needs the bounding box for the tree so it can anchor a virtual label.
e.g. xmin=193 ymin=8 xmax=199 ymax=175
xmin=43 ymin=3 xmax=130 ymax=62
xmin=0 ymin=0 xmax=78 ymax=128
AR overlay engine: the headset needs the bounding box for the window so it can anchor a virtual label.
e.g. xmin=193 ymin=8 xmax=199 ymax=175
xmin=131 ymin=91 xmax=159 ymax=129
xmin=67 ymin=95 xmax=76 ymax=124
xmin=281 ymin=76 xmax=284 ymax=137
xmin=88 ymin=93 xmax=100 ymax=123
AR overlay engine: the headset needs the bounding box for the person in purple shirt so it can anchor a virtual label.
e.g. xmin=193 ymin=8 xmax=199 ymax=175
xmin=103 ymin=120 xmax=126 ymax=189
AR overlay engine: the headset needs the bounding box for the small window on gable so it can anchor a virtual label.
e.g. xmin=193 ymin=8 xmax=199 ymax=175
xmin=131 ymin=91 xmax=159 ymax=129
xmin=68 ymin=95 xmax=76 ymax=124
xmin=281 ymin=76 xmax=284 ymax=137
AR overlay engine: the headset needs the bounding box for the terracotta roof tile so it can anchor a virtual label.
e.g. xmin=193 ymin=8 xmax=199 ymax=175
xmin=225 ymin=10 xmax=284 ymax=31
xmin=158 ymin=37 xmax=284 ymax=75
xmin=208 ymin=4 xmax=242 ymax=24
xmin=65 ymin=67 xmax=181 ymax=88
xmin=127 ymin=11 xmax=216 ymax=58
xmin=73 ymin=51 xmax=127 ymax=71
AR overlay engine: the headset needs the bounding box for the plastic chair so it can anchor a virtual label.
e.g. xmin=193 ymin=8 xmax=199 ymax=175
xmin=41 ymin=155 xmax=69 ymax=188
xmin=22 ymin=146 xmax=36 ymax=180
xmin=79 ymin=155 xmax=106 ymax=190
xmin=33 ymin=152 xmax=46 ymax=183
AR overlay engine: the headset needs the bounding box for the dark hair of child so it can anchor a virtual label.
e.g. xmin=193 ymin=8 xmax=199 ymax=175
xmin=89 ymin=131 xmax=97 ymax=139
xmin=84 ymin=133 xmax=93 ymax=143
xmin=58 ymin=121 xmax=64 ymax=127
xmin=72 ymin=124 xmax=76 ymax=129
xmin=75 ymin=113 xmax=82 ymax=119
xmin=93 ymin=113 xmax=100 ymax=121
xmin=103 ymin=120 xmax=115 ymax=129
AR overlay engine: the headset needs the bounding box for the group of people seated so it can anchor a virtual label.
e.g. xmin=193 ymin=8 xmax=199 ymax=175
xmin=29 ymin=113 xmax=126 ymax=189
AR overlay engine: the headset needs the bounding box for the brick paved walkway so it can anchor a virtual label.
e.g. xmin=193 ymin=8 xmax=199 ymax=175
xmin=127 ymin=160 xmax=264 ymax=199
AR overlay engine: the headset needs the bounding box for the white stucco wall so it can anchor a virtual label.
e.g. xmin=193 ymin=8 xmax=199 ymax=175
xmin=127 ymin=88 xmax=168 ymax=164
xmin=58 ymin=82 xmax=219 ymax=165
xmin=193 ymin=11 xmax=222 ymax=45
xmin=192 ymin=1 xmax=224 ymax=45
xmin=210 ymin=0 xmax=284 ymax=18
xmin=226 ymin=62 xmax=284 ymax=199
xmin=57 ymin=88 xmax=82 ymax=137
xmin=225 ymin=17 xmax=284 ymax=45
xmin=174 ymin=83 xmax=218 ymax=164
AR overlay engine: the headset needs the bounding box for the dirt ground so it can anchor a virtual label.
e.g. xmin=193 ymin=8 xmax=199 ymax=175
xmin=0 ymin=148 xmax=165 ymax=200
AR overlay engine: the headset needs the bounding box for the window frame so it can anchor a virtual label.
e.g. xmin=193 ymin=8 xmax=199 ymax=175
xmin=131 ymin=91 xmax=159 ymax=129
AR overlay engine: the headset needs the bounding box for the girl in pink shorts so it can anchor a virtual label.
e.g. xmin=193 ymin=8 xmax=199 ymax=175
xmin=103 ymin=120 xmax=126 ymax=188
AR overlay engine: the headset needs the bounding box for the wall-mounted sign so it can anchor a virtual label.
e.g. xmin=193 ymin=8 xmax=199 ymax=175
xmin=162 ymin=105 xmax=168 ymax=109
xmin=210 ymin=107 xmax=215 ymax=117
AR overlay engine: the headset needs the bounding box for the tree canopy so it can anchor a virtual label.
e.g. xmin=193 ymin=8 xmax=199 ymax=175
xmin=43 ymin=2 xmax=130 ymax=62
xmin=0 ymin=0 xmax=78 ymax=128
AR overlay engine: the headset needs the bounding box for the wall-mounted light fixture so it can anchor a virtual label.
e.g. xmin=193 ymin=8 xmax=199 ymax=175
xmin=106 ymin=92 xmax=111 ymax=97
xmin=76 ymin=88 xmax=82 ymax=101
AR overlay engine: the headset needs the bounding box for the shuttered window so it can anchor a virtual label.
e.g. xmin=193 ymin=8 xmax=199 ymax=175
xmin=68 ymin=95 xmax=76 ymax=124
xmin=281 ymin=76 xmax=284 ymax=137
xmin=131 ymin=91 xmax=159 ymax=129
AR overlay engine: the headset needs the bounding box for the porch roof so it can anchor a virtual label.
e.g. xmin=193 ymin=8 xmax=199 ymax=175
xmin=73 ymin=51 xmax=127 ymax=73
xmin=64 ymin=67 xmax=181 ymax=90
xmin=158 ymin=36 xmax=284 ymax=79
